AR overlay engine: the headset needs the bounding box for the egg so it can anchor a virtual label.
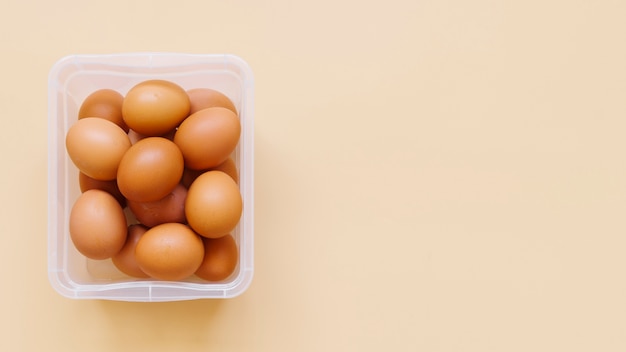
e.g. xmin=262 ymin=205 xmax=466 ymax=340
xmin=112 ymin=224 xmax=150 ymax=278
xmin=78 ymin=172 xmax=126 ymax=207
xmin=122 ymin=80 xmax=190 ymax=136
xmin=128 ymin=128 xmax=176 ymax=145
xmin=185 ymin=170 xmax=242 ymax=238
xmin=66 ymin=117 xmax=131 ymax=181
xmin=135 ymin=223 xmax=204 ymax=281
xmin=127 ymin=183 xmax=187 ymax=227
xmin=211 ymin=157 xmax=239 ymax=183
xmin=174 ymin=107 xmax=241 ymax=170
xmin=195 ymin=234 xmax=239 ymax=281
xmin=187 ymin=88 xmax=237 ymax=115
xmin=117 ymin=137 xmax=184 ymax=202
xmin=181 ymin=157 xmax=239 ymax=188
xmin=69 ymin=189 xmax=127 ymax=260
xmin=78 ymin=89 xmax=128 ymax=132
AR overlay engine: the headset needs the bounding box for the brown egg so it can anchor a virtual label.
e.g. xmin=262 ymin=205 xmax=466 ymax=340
xmin=195 ymin=234 xmax=239 ymax=281
xmin=181 ymin=168 xmax=203 ymax=189
xmin=161 ymin=128 xmax=177 ymax=141
xmin=66 ymin=117 xmax=131 ymax=181
xmin=122 ymin=80 xmax=190 ymax=136
xmin=181 ymin=157 xmax=238 ymax=188
xmin=135 ymin=223 xmax=204 ymax=281
xmin=128 ymin=128 xmax=176 ymax=145
xmin=112 ymin=224 xmax=150 ymax=278
xmin=117 ymin=137 xmax=184 ymax=203
xmin=69 ymin=189 xmax=128 ymax=260
xmin=78 ymin=89 xmax=128 ymax=132
xmin=185 ymin=170 xmax=242 ymax=238
xmin=210 ymin=157 xmax=239 ymax=183
xmin=127 ymin=183 xmax=187 ymax=227
xmin=78 ymin=172 xmax=126 ymax=207
xmin=187 ymin=88 xmax=237 ymax=115
xmin=174 ymin=107 xmax=241 ymax=170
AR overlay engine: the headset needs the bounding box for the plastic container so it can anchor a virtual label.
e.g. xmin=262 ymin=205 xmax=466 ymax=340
xmin=47 ymin=53 xmax=254 ymax=301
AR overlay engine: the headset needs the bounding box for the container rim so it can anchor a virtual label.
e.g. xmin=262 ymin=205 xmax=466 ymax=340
xmin=47 ymin=52 xmax=254 ymax=302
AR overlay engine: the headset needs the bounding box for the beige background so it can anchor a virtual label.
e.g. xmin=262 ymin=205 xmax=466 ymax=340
xmin=2 ymin=0 xmax=626 ymax=350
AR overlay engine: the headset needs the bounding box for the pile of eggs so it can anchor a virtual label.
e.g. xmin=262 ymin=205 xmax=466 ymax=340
xmin=65 ymin=80 xmax=242 ymax=282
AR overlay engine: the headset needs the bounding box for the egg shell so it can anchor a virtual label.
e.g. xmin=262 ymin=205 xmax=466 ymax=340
xmin=112 ymin=224 xmax=150 ymax=278
xmin=78 ymin=172 xmax=126 ymax=207
xmin=212 ymin=157 xmax=239 ymax=183
xmin=65 ymin=117 xmax=131 ymax=181
xmin=128 ymin=128 xmax=176 ymax=145
xmin=69 ymin=189 xmax=128 ymax=260
xmin=195 ymin=234 xmax=239 ymax=281
xmin=173 ymin=107 xmax=241 ymax=170
xmin=127 ymin=183 xmax=187 ymax=228
xmin=185 ymin=170 xmax=242 ymax=238
xmin=116 ymin=137 xmax=184 ymax=203
xmin=187 ymin=88 xmax=237 ymax=115
xmin=122 ymin=80 xmax=190 ymax=136
xmin=181 ymin=157 xmax=239 ymax=188
xmin=135 ymin=223 xmax=204 ymax=281
xmin=78 ymin=89 xmax=128 ymax=132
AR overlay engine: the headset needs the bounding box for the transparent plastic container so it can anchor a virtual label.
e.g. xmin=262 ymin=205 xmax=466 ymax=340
xmin=47 ymin=53 xmax=254 ymax=301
